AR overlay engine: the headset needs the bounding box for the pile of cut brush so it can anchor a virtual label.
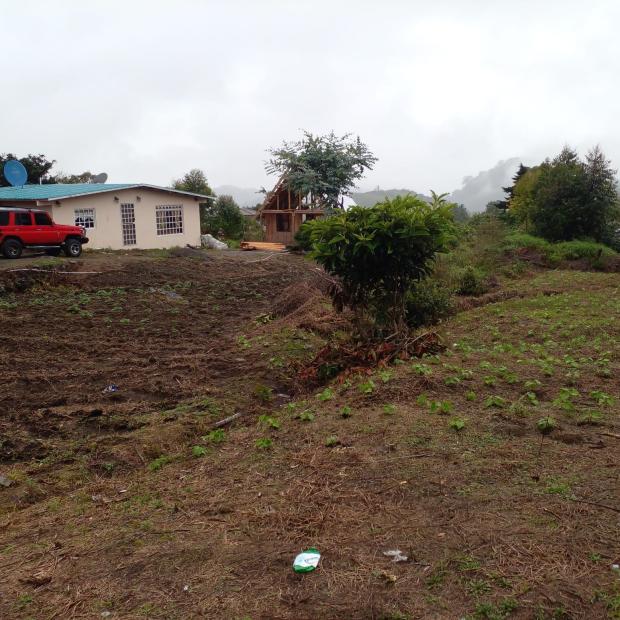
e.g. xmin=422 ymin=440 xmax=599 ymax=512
xmin=298 ymin=330 xmax=442 ymax=387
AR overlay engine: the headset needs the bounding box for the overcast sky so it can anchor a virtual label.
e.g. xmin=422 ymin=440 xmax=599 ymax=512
xmin=1 ymin=0 xmax=619 ymax=193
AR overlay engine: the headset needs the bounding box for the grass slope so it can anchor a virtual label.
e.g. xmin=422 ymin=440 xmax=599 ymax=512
xmin=0 ymin=256 xmax=619 ymax=619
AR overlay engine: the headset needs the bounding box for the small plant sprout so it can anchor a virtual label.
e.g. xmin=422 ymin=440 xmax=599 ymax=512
xmin=340 ymin=406 xmax=352 ymax=418
xmin=412 ymin=363 xmax=432 ymax=376
xmin=578 ymin=410 xmax=603 ymax=425
xmin=383 ymin=403 xmax=397 ymax=415
xmin=202 ymin=429 xmax=225 ymax=444
xmin=484 ymin=395 xmax=507 ymax=408
xmin=237 ymin=335 xmax=251 ymax=349
xmin=483 ymin=376 xmax=497 ymax=387
xmin=552 ymin=387 xmax=579 ymax=411
xmin=359 ymin=379 xmax=376 ymax=395
xmin=449 ymin=417 xmax=466 ymax=431
xmin=258 ymin=415 xmax=280 ymax=430
xmin=465 ymin=390 xmax=477 ymax=402
xmin=430 ymin=400 xmax=453 ymax=415
xmin=298 ymin=411 xmax=315 ymax=422
xmin=325 ymin=435 xmax=339 ymax=447
xmin=253 ymin=384 xmax=273 ymax=403
xmin=524 ymin=379 xmax=542 ymax=391
xmin=378 ymin=369 xmax=393 ymax=383
xmin=536 ymin=416 xmax=556 ymax=457
xmin=444 ymin=376 xmax=461 ymax=387
xmin=255 ymin=437 xmax=273 ymax=450
xmin=317 ymin=387 xmax=335 ymax=401
xmin=590 ymin=390 xmax=614 ymax=406
xmin=191 ymin=445 xmax=207 ymax=458
xmin=525 ymin=391 xmax=539 ymax=406
xmin=416 ymin=394 xmax=429 ymax=406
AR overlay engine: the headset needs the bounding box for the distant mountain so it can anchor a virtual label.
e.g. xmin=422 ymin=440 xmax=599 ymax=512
xmin=448 ymin=158 xmax=521 ymax=213
xmin=213 ymin=185 xmax=263 ymax=207
xmin=350 ymin=188 xmax=431 ymax=207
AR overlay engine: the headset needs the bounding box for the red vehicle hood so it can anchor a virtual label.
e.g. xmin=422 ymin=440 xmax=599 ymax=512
xmin=54 ymin=224 xmax=84 ymax=234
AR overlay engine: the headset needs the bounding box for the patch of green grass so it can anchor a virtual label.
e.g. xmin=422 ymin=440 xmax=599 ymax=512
xmin=255 ymin=437 xmax=273 ymax=450
xmin=202 ymin=429 xmax=225 ymax=444
xmin=325 ymin=435 xmax=339 ymax=447
xmin=449 ymin=417 xmax=466 ymax=431
xmin=191 ymin=445 xmax=207 ymax=458
xmin=383 ymin=403 xmax=397 ymax=415
xmin=317 ymin=387 xmax=335 ymax=401
xmin=148 ymin=455 xmax=173 ymax=472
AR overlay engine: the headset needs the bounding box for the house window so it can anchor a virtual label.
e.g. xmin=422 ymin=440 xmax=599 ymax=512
xmin=276 ymin=213 xmax=290 ymax=232
xmin=156 ymin=205 xmax=184 ymax=235
xmin=75 ymin=208 xmax=95 ymax=229
xmin=120 ymin=203 xmax=137 ymax=246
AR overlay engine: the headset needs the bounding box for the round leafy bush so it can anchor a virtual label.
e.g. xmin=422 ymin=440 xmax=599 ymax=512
xmin=405 ymin=279 xmax=454 ymax=328
xmin=456 ymin=266 xmax=489 ymax=296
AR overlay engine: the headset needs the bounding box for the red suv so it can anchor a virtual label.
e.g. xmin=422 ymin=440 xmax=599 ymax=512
xmin=0 ymin=207 xmax=89 ymax=259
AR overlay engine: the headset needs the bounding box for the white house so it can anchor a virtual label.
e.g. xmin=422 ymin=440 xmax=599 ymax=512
xmin=0 ymin=183 xmax=213 ymax=250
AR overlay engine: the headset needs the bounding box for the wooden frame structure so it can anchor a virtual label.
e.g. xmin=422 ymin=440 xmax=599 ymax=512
xmin=258 ymin=176 xmax=324 ymax=245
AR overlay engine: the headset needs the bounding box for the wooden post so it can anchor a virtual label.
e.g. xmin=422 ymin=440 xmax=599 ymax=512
xmin=288 ymin=187 xmax=291 ymax=210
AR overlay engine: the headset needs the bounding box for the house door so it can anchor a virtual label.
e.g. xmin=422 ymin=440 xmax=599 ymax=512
xmin=120 ymin=203 xmax=137 ymax=246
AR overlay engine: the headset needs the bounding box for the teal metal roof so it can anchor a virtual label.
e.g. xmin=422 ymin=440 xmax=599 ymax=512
xmin=0 ymin=183 xmax=214 ymax=201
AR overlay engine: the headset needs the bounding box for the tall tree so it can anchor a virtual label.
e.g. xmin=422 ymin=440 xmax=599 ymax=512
xmin=511 ymin=145 xmax=619 ymax=242
xmin=172 ymin=169 xmax=213 ymax=196
xmin=201 ymin=195 xmax=245 ymax=239
xmin=266 ymin=131 xmax=377 ymax=209
xmin=500 ymin=162 xmax=529 ymax=208
xmin=51 ymin=171 xmax=96 ymax=184
xmin=0 ymin=153 xmax=55 ymax=186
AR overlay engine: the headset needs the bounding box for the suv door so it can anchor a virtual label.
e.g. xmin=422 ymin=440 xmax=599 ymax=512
xmin=13 ymin=212 xmax=36 ymax=245
xmin=33 ymin=211 xmax=60 ymax=245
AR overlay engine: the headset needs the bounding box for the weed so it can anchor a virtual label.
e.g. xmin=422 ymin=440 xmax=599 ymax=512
xmin=253 ymin=384 xmax=273 ymax=403
xmin=429 ymin=400 xmax=454 ymax=414
xmin=255 ymin=438 xmax=273 ymax=450
xmin=237 ymin=335 xmax=251 ymax=349
xmin=379 ymin=369 xmax=394 ymax=383
xmin=536 ymin=416 xmax=556 ymax=434
xmin=258 ymin=415 xmax=280 ymax=430
xmin=383 ymin=403 xmax=397 ymax=415
xmin=466 ymin=390 xmax=477 ymax=402
xmin=445 ymin=375 xmax=461 ymax=387
xmin=449 ymin=417 xmax=466 ymax=431
xmin=525 ymin=391 xmax=539 ymax=406
xmin=359 ymin=379 xmax=376 ymax=395
xmin=298 ymin=411 xmax=315 ymax=422
xmin=148 ymin=455 xmax=173 ymax=472
xmin=457 ymin=556 xmax=481 ymax=571
xmin=317 ymin=387 xmax=335 ymax=401
xmin=191 ymin=445 xmax=207 ymax=458
xmin=325 ymin=435 xmax=339 ymax=447
xmin=202 ymin=429 xmax=225 ymax=444
xmin=484 ymin=376 xmax=497 ymax=387
xmin=466 ymin=578 xmax=492 ymax=597
xmin=552 ymin=387 xmax=579 ymax=411
xmin=412 ymin=363 xmax=432 ymax=376
xmin=484 ymin=395 xmax=506 ymax=408
xmin=416 ymin=394 xmax=429 ymax=406
xmin=590 ymin=390 xmax=614 ymax=406
xmin=340 ymin=406 xmax=352 ymax=418
xmin=578 ymin=410 xmax=603 ymax=425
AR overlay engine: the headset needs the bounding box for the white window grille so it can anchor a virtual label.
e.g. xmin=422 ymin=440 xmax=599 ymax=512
xmin=74 ymin=208 xmax=95 ymax=229
xmin=120 ymin=203 xmax=136 ymax=245
xmin=156 ymin=205 xmax=184 ymax=235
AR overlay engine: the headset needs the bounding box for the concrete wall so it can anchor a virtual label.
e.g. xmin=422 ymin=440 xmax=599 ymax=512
xmin=46 ymin=188 xmax=202 ymax=250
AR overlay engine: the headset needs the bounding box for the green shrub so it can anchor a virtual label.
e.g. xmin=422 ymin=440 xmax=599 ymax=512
xmin=307 ymin=196 xmax=455 ymax=339
xmin=294 ymin=221 xmax=314 ymax=251
xmin=502 ymin=232 xmax=551 ymax=254
xmin=405 ymin=278 xmax=454 ymax=328
xmin=456 ymin=266 xmax=489 ymax=296
xmin=503 ymin=232 xmax=615 ymax=267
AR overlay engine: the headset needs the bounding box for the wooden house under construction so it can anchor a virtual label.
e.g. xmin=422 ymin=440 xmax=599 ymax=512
xmin=258 ymin=176 xmax=324 ymax=245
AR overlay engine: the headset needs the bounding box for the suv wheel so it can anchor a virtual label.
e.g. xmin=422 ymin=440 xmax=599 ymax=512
xmin=1 ymin=239 xmax=23 ymax=259
xmin=64 ymin=238 xmax=82 ymax=257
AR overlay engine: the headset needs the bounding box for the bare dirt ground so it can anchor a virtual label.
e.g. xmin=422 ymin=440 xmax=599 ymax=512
xmin=0 ymin=251 xmax=619 ymax=619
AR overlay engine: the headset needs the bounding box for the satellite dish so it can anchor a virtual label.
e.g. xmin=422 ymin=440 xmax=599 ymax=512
xmin=3 ymin=160 xmax=28 ymax=187
xmin=92 ymin=172 xmax=108 ymax=184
